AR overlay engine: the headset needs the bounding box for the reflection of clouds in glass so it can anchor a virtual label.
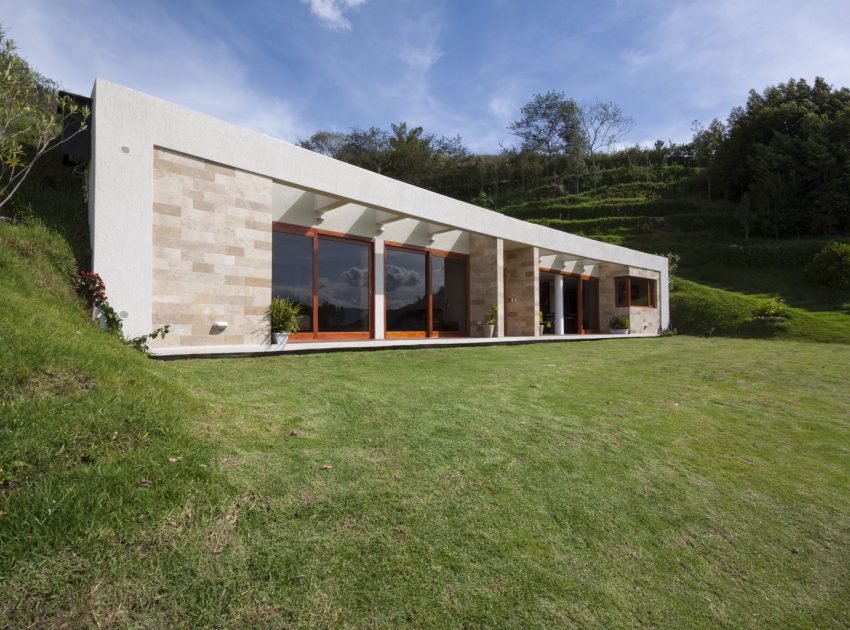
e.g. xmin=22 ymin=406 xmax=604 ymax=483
xmin=386 ymin=264 xmax=426 ymax=310
xmin=431 ymin=265 xmax=444 ymax=287
xmin=274 ymin=284 xmax=312 ymax=305
xmin=386 ymin=264 xmax=423 ymax=292
xmin=342 ymin=266 xmax=367 ymax=287
xmin=318 ymin=270 xmax=368 ymax=308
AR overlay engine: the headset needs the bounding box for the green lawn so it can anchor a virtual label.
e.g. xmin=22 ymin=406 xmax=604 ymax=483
xmin=6 ymin=331 xmax=850 ymax=625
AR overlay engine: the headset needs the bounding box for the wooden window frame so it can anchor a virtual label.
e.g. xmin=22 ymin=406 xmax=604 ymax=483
xmin=539 ymin=267 xmax=600 ymax=334
xmin=385 ymin=241 xmax=470 ymax=339
xmin=614 ymin=275 xmax=657 ymax=309
xmin=273 ymin=222 xmax=374 ymax=341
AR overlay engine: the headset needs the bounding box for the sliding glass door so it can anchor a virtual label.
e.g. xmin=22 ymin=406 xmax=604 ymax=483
xmin=385 ymin=247 xmax=428 ymax=337
xmin=385 ymin=245 xmax=468 ymax=338
xmin=581 ymin=277 xmax=599 ymax=333
xmin=271 ymin=231 xmax=314 ymax=334
xmin=431 ymin=255 xmax=468 ymax=335
xmin=272 ymin=224 xmax=372 ymax=339
xmin=317 ymin=237 xmax=370 ymax=334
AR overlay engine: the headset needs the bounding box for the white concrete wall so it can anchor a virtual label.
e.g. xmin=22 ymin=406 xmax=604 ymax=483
xmin=90 ymin=78 xmax=669 ymax=338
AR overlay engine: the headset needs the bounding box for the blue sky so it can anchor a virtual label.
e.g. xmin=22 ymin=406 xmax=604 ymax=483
xmin=3 ymin=0 xmax=850 ymax=153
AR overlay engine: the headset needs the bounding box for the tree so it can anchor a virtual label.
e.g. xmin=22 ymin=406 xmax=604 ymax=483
xmin=689 ymin=119 xmax=726 ymax=199
xmin=508 ymin=91 xmax=583 ymax=158
xmin=714 ymin=77 xmax=850 ymax=236
xmin=298 ymin=131 xmax=346 ymax=157
xmin=387 ymin=122 xmax=434 ymax=185
xmin=577 ymin=100 xmax=634 ymax=166
xmin=336 ymin=127 xmax=392 ymax=174
xmin=0 ymin=29 xmax=89 ymax=211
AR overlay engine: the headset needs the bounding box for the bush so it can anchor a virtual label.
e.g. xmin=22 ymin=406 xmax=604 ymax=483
xmin=609 ymin=315 xmax=630 ymax=329
xmin=807 ymin=241 xmax=850 ymax=289
xmin=269 ymin=296 xmax=302 ymax=333
xmin=752 ymin=297 xmax=787 ymax=319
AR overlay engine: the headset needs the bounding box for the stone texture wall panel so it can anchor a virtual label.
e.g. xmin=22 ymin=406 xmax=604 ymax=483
xmin=151 ymin=148 xmax=273 ymax=348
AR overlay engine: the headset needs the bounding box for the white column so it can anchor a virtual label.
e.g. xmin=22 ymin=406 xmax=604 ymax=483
xmin=554 ymin=273 xmax=565 ymax=335
xmin=373 ymin=238 xmax=385 ymax=339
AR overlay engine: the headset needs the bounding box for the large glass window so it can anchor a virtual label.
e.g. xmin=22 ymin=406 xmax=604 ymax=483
xmin=317 ymin=237 xmax=370 ymax=332
xmin=432 ymin=256 xmax=467 ymax=333
xmin=272 ymin=231 xmax=313 ymax=332
xmin=385 ymin=248 xmax=427 ymax=332
xmin=615 ymin=276 xmax=656 ymax=308
xmin=272 ymin=225 xmax=372 ymax=338
xmin=630 ymin=278 xmax=653 ymax=307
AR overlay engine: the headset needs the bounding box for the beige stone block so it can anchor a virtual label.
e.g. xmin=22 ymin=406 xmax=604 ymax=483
xmin=244 ymin=276 xmax=271 ymax=288
xmin=207 ymin=163 xmax=236 ymax=177
xmin=153 ymin=202 xmax=181 ymax=216
xmin=244 ymin=219 xmax=270 ymax=232
xmin=154 ymin=224 xmax=180 ymax=239
xmin=192 ymin=262 xmax=215 ymax=273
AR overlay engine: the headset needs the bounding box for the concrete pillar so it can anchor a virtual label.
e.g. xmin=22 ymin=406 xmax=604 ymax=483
xmin=374 ymin=238 xmax=385 ymax=339
xmin=469 ymin=233 xmax=504 ymax=337
xmin=504 ymin=246 xmax=540 ymax=337
xmin=554 ymin=273 xmax=564 ymax=335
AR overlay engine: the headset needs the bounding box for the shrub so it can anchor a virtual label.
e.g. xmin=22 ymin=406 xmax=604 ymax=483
xmin=609 ymin=315 xmax=630 ymax=329
xmin=269 ymin=296 xmax=302 ymax=333
xmin=752 ymin=297 xmax=787 ymax=319
xmin=485 ymin=304 xmax=499 ymax=325
xmin=806 ymin=241 xmax=850 ymax=289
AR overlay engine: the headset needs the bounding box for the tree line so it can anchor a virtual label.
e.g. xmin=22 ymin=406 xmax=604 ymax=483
xmin=300 ymin=78 xmax=850 ymax=238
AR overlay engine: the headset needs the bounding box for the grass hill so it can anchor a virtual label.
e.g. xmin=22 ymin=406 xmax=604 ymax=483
xmin=493 ymin=167 xmax=850 ymax=342
xmin=2 ymin=213 xmax=850 ymax=625
xmin=1 ymin=155 xmax=849 ymax=626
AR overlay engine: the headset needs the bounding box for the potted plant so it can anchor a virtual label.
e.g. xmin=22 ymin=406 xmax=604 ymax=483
xmin=539 ymin=311 xmax=545 ymax=335
xmin=484 ymin=304 xmax=498 ymax=337
xmin=609 ymin=314 xmax=630 ymax=335
xmin=269 ymin=297 xmax=301 ymax=346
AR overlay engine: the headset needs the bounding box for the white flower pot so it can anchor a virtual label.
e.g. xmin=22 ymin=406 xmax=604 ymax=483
xmin=539 ymin=325 xmax=545 ymax=335
xmin=484 ymin=323 xmax=495 ymax=338
xmin=273 ymin=332 xmax=289 ymax=346
xmin=609 ymin=328 xmax=629 ymax=335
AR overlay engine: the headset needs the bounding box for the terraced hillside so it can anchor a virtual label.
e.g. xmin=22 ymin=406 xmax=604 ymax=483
xmin=496 ymin=167 xmax=850 ymax=342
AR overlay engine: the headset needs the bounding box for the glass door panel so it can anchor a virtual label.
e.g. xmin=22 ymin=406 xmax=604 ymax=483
xmin=385 ymin=248 xmax=427 ymax=333
xmin=581 ymin=277 xmax=599 ymax=332
xmin=563 ymin=275 xmax=579 ymax=334
xmin=317 ymin=237 xmax=370 ymax=333
xmin=431 ymin=256 xmax=467 ymax=334
xmin=272 ymin=231 xmax=314 ymax=333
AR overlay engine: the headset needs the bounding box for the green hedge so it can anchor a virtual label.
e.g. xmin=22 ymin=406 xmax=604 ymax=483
xmin=503 ymin=198 xmax=726 ymax=221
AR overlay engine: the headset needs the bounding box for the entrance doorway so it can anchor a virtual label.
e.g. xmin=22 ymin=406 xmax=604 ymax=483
xmin=538 ymin=269 xmax=600 ymax=334
xmin=564 ymin=275 xmax=580 ymax=333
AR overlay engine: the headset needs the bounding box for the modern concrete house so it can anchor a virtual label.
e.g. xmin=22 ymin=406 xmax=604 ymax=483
xmin=88 ymin=79 xmax=669 ymax=356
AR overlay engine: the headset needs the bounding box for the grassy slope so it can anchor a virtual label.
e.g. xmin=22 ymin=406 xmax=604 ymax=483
xmin=497 ymin=170 xmax=850 ymax=341
xmin=0 ymin=221 xmax=228 ymax=625
xmin=161 ymin=341 xmax=849 ymax=628
xmin=0 ymin=172 xmax=849 ymax=625
xmin=4 ymin=335 xmax=848 ymax=627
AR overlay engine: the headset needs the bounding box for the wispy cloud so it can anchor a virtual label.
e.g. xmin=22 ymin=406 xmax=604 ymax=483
xmin=2 ymin=0 xmax=849 ymax=155
xmin=301 ymin=0 xmax=366 ymax=32
xmin=2 ymin=0 xmax=307 ymax=141
xmin=621 ymin=0 xmax=850 ymax=141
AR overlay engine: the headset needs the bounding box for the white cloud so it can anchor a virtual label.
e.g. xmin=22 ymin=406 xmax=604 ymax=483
xmin=622 ymin=0 xmax=850 ymax=133
xmin=488 ymin=95 xmax=515 ymax=121
xmin=301 ymin=0 xmax=366 ymax=32
xmin=0 ymin=0 xmax=307 ymax=142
